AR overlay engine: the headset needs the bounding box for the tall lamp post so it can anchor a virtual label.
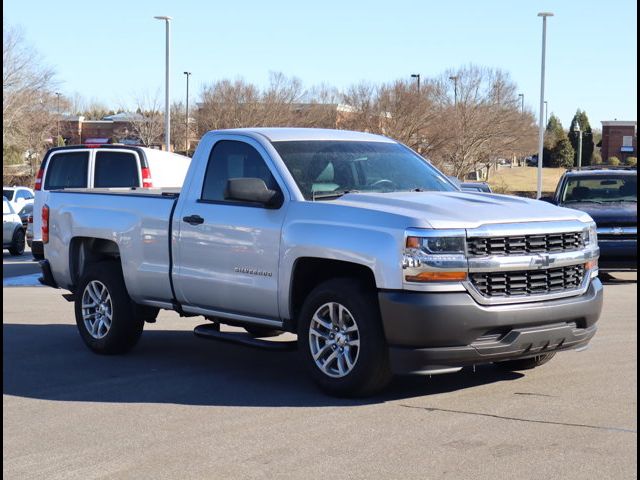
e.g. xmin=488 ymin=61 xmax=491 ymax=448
xmin=518 ymin=93 xmax=524 ymax=114
xmin=536 ymin=12 xmax=554 ymax=199
xmin=449 ymin=75 xmax=459 ymax=106
xmin=55 ymin=92 xmax=62 ymax=141
xmin=573 ymin=121 xmax=583 ymax=170
xmin=544 ymin=100 xmax=548 ymax=127
xmin=154 ymin=15 xmax=172 ymax=151
xmin=183 ymin=71 xmax=191 ymax=153
xmin=410 ymin=73 xmax=420 ymax=93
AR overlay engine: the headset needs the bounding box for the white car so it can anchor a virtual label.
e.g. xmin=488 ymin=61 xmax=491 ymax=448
xmin=3 ymin=196 xmax=26 ymax=256
xmin=3 ymin=186 xmax=34 ymax=216
xmin=31 ymin=145 xmax=192 ymax=259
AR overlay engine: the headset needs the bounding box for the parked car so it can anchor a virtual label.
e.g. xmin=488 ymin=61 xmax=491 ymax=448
xmin=18 ymin=202 xmax=33 ymax=228
xmin=542 ymin=167 xmax=636 ymax=271
xmin=3 ymin=186 xmax=34 ymax=216
xmin=459 ymin=182 xmax=492 ymax=193
xmin=41 ymin=128 xmax=602 ymax=397
xmin=31 ymin=145 xmax=192 ymax=260
xmin=3 ymin=196 xmax=26 ymax=256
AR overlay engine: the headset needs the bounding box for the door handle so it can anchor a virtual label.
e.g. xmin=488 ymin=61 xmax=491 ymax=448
xmin=183 ymin=214 xmax=204 ymax=225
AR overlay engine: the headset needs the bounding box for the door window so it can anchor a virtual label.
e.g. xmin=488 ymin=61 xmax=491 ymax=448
xmin=44 ymin=152 xmax=90 ymax=190
xmin=201 ymin=141 xmax=279 ymax=202
xmin=94 ymin=151 xmax=140 ymax=188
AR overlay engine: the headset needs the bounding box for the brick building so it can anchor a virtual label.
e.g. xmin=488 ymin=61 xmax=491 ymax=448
xmin=600 ymin=120 xmax=637 ymax=162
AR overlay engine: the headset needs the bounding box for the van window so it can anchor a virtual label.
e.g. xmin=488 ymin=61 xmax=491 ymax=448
xmin=94 ymin=151 xmax=140 ymax=188
xmin=44 ymin=152 xmax=90 ymax=190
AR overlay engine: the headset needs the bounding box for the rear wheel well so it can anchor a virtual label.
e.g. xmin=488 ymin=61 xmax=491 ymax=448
xmin=288 ymin=258 xmax=377 ymax=331
xmin=69 ymin=237 xmax=121 ymax=290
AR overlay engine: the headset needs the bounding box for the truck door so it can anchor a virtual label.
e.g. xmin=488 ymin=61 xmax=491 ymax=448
xmin=173 ymin=138 xmax=287 ymax=320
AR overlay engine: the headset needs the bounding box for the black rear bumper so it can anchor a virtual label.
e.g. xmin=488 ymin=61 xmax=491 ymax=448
xmin=38 ymin=259 xmax=58 ymax=288
xmin=379 ymin=279 xmax=603 ymax=373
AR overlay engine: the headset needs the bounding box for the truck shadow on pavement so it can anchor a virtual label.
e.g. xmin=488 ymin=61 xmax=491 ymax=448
xmin=3 ymin=323 xmax=523 ymax=407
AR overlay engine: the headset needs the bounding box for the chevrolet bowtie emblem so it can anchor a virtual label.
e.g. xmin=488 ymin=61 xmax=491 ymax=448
xmin=531 ymin=253 xmax=552 ymax=269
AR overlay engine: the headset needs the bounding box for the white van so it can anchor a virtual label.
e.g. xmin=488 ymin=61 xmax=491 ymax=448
xmin=31 ymin=145 xmax=191 ymax=259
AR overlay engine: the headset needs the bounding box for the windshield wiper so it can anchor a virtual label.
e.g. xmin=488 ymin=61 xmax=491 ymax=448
xmin=312 ymin=190 xmax=359 ymax=201
xmin=600 ymin=199 xmax=637 ymax=203
xmin=563 ymin=199 xmax=605 ymax=204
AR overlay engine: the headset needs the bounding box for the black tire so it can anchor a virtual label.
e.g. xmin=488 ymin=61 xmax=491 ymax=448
xmin=298 ymin=278 xmax=391 ymax=397
xmin=32 ymin=252 xmax=44 ymax=260
xmin=497 ymin=352 xmax=556 ymax=371
xmin=74 ymin=261 xmax=144 ymax=354
xmin=244 ymin=326 xmax=282 ymax=338
xmin=8 ymin=228 xmax=25 ymax=256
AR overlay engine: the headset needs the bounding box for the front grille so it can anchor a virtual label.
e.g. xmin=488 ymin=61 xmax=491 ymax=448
xmin=470 ymin=265 xmax=585 ymax=297
xmin=467 ymin=232 xmax=585 ymax=256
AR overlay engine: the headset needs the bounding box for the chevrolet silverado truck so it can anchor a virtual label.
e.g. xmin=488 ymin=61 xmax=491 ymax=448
xmin=41 ymin=128 xmax=603 ymax=396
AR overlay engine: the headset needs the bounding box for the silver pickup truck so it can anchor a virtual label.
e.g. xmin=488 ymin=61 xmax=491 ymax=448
xmin=41 ymin=128 xmax=603 ymax=396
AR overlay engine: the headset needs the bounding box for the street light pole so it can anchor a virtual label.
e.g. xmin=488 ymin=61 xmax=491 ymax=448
xmin=574 ymin=121 xmax=583 ymax=170
xmin=518 ymin=93 xmax=524 ymax=114
xmin=183 ymin=71 xmax=191 ymax=153
xmin=154 ymin=16 xmax=172 ymax=151
xmin=410 ymin=74 xmax=420 ymax=93
xmin=536 ymin=12 xmax=554 ymax=199
xmin=55 ymin=92 xmax=61 ymax=141
xmin=449 ymin=75 xmax=459 ymax=106
xmin=544 ymin=100 xmax=548 ymax=126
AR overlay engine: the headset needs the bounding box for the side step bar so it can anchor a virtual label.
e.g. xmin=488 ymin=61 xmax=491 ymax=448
xmin=193 ymin=324 xmax=297 ymax=352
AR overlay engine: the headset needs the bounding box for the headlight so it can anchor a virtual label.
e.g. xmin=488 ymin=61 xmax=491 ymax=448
xmin=403 ymin=230 xmax=468 ymax=282
xmin=587 ymin=222 xmax=598 ymax=247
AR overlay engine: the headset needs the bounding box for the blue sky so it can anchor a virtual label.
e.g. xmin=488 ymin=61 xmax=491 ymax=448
xmin=4 ymin=0 xmax=637 ymax=129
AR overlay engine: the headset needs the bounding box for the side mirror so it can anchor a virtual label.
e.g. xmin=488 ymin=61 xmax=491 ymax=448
xmin=539 ymin=196 xmax=555 ymax=204
xmin=224 ymin=178 xmax=282 ymax=208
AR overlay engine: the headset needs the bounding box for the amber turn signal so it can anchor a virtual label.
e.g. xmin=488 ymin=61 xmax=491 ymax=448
xmin=585 ymin=259 xmax=598 ymax=270
xmin=405 ymin=271 xmax=467 ymax=282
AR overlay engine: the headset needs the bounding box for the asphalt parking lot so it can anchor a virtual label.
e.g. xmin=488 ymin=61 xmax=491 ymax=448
xmin=3 ymin=253 xmax=637 ymax=479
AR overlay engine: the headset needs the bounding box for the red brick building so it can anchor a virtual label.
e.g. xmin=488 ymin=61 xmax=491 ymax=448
xmin=600 ymin=120 xmax=637 ymax=162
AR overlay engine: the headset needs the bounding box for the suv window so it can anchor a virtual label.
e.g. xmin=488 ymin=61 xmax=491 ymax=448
xmin=94 ymin=151 xmax=140 ymax=188
xmin=16 ymin=190 xmax=32 ymax=200
xmin=3 ymin=189 xmax=15 ymax=200
xmin=201 ymin=141 xmax=278 ymax=202
xmin=44 ymin=152 xmax=90 ymax=190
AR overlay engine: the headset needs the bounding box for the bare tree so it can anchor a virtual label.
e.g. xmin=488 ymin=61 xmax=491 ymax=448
xmin=3 ymin=22 xmax=56 ymax=154
xmin=129 ymin=92 xmax=164 ymax=147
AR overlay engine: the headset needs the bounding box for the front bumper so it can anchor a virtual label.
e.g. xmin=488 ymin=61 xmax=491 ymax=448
xmin=379 ymin=279 xmax=603 ymax=373
xmin=598 ymin=240 xmax=637 ymax=270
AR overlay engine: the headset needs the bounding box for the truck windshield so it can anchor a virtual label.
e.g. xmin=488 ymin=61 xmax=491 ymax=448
xmin=271 ymin=140 xmax=456 ymax=200
xmin=561 ymin=175 xmax=637 ymax=203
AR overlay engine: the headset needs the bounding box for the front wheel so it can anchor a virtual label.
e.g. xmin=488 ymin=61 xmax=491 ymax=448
xmin=298 ymin=278 xmax=391 ymax=397
xmin=8 ymin=228 xmax=25 ymax=256
xmin=74 ymin=261 xmax=144 ymax=354
xmin=497 ymin=352 xmax=556 ymax=371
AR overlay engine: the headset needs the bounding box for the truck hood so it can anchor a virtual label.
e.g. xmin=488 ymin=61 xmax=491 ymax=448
xmin=558 ymin=201 xmax=637 ymax=227
xmin=332 ymin=191 xmax=593 ymax=229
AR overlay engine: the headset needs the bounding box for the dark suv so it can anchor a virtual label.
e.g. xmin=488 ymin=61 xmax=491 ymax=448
xmin=543 ymin=167 xmax=637 ymax=270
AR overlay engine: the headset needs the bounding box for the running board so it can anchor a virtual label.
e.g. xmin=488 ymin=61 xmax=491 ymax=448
xmin=193 ymin=324 xmax=297 ymax=351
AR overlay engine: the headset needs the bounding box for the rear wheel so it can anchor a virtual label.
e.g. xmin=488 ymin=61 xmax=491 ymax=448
xmin=298 ymin=278 xmax=391 ymax=397
xmin=8 ymin=228 xmax=25 ymax=256
xmin=74 ymin=261 xmax=144 ymax=354
xmin=497 ymin=352 xmax=556 ymax=370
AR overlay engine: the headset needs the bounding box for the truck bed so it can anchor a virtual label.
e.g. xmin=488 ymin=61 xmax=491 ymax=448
xmin=45 ymin=189 xmax=179 ymax=307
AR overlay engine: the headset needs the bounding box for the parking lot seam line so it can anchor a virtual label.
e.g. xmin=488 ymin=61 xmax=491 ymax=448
xmin=398 ymin=404 xmax=637 ymax=434
xmin=513 ymin=392 xmax=556 ymax=397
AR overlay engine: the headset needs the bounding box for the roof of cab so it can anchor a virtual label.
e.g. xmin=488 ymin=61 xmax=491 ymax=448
xmin=206 ymin=127 xmax=395 ymax=143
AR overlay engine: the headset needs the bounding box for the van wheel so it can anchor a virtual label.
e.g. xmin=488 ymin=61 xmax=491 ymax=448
xmin=497 ymin=352 xmax=556 ymax=370
xmin=74 ymin=261 xmax=144 ymax=354
xmin=8 ymin=228 xmax=25 ymax=256
xmin=298 ymin=278 xmax=391 ymax=397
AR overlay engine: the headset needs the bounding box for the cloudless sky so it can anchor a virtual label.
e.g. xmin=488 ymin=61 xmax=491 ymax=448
xmin=4 ymin=0 xmax=637 ymax=129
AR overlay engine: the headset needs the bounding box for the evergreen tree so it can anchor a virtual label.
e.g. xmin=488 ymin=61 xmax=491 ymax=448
xmin=551 ymin=137 xmax=575 ymax=168
xmin=568 ymin=110 xmax=594 ymax=167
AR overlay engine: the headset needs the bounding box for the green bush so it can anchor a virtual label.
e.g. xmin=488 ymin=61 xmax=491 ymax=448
xmin=2 ymin=145 xmax=24 ymax=165
xmin=607 ymin=156 xmax=621 ymax=166
xmin=591 ymin=151 xmax=603 ymax=164
xmin=626 ymin=157 xmax=637 ymax=167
